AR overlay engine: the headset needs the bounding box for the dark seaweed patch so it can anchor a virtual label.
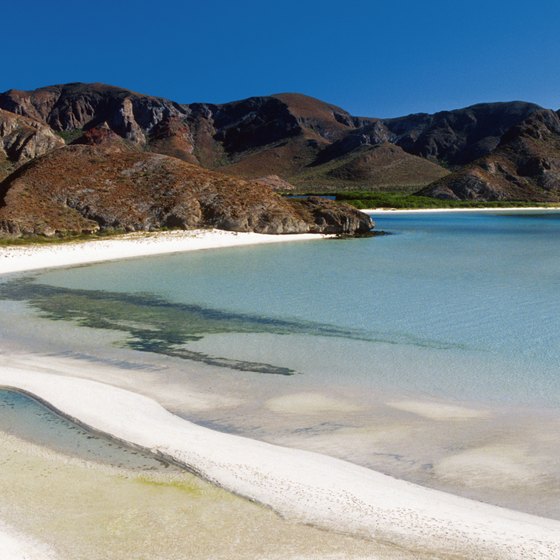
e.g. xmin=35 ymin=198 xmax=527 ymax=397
xmin=0 ymin=278 xmax=460 ymax=375
xmin=0 ymin=279 xmax=366 ymax=375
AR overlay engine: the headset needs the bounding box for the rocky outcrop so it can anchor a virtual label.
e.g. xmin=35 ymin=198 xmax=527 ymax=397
xmin=311 ymin=120 xmax=398 ymax=167
xmin=288 ymin=196 xmax=374 ymax=234
xmin=71 ymin=122 xmax=133 ymax=152
xmin=384 ymin=102 xmax=541 ymax=165
xmin=255 ymin=175 xmax=296 ymax=192
xmin=0 ymin=146 xmax=373 ymax=237
xmin=146 ymin=115 xmax=197 ymax=163
xmin=0 ymin=83 xmax=186 ymax=141
xmin=0 ymin=109 xmax=63 ymax=178
xmin=418 ymin=110 xmax=560 ymax=201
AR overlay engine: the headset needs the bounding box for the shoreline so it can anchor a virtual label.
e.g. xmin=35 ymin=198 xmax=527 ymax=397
xmin=0 ymin=228 xmax=331 ymax=559
xmin=0 ymin=228 xmax=329 ymax=276
xmin=1 ymin=226 xmax=560 ymax=558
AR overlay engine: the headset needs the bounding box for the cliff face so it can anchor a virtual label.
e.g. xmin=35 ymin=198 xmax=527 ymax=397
xmin=0 ymin=83 xmax=540 ymax=193
xmin=0 ymin=109 xmax=64 ymax=178
xmin=0 ymin=145 xmax=373 ymax=237
xmin=418 ymin=110 xmax=560 ymax=201
xmin=383 ymin=102 xmax=541 ymax=165
xmin=0 ymin=83 xmax=186 ymax=142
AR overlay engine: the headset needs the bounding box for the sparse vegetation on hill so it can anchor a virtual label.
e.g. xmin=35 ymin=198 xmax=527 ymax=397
xmin=0 ymin=146 xmax=373 ymax=238
xmin=418 ymin=110 xmax=560 ymax=202
xmin=332 ymin=191 xmax=560 ymax=209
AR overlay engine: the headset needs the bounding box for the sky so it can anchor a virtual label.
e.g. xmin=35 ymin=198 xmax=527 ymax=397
xmin=3 ymin=0 xmax=560 ymax=117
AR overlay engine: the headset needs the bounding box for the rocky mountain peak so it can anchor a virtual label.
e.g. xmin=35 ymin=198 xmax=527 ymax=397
xmin=418 ymin=109 xmax=560 ymax=201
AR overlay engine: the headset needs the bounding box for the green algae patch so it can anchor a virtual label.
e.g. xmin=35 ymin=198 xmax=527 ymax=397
xmin=133 ymin=474 xmax=206 ymax=497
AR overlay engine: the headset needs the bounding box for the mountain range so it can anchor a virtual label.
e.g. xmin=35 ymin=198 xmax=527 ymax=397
xmin=1 ymin=82 xmax=559 ymax=237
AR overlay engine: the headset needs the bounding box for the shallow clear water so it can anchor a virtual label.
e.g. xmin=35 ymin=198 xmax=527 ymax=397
xmin=0 ymin=414 xmax=404 ymax=560
xmin=3 ymin=210 xmax=560 ymax=520
xmin=25 ymin=210 xmax=560 ymax=407
xmin=0 ymin=389 xmax=171 ymax=470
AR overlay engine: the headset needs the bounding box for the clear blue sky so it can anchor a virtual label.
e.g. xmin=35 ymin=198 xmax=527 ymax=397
xmin=4 ymin=0 xmax=560 ymax=117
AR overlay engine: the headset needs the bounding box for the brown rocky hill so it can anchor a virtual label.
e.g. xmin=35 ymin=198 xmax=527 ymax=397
xmin=297 ymin=101 xmax=539 ymax=179
xmin=0 ymin=85 xmax=357 ymax=181
xmin=0 ymin=109 xmax=63 ymax=179
xmin=0 ymin=83 xmax=546 ymax=193
xmin=1 ymin=83 xmax=540 ymax=191
xmin=0 ymin=84 xmax=364 ymax=176
xmin=187 ymin=93 xmax=369 ymax=178
xmin=0 ymin=145 xmax=372 ymax=237
xmin=292 ymin=143 xmax=449 ymax=190
xmin=0 ymin=82 xmax=185 ymax=143
xmin=418 ymin=110 xmax=560 ymax=201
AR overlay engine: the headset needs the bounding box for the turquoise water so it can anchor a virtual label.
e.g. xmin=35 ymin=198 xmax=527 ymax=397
xmin=18 ymin=210 xmax=560 ymax=408
xmin=3 ymin=211 xmax=560 ymax=520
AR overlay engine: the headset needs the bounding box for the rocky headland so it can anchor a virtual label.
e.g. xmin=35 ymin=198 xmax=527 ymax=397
xmin=0 ymin=145 xmax=372 ymax=237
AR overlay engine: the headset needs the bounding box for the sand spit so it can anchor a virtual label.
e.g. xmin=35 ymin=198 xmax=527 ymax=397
xmin=0 ymin=367 xmax=559 ymax=560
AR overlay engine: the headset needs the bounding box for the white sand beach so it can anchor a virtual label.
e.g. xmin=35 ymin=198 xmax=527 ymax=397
xmin=0 ymin=520 xmax=56 ymax=560
xmin=0 ymin=229 xmax=328 ymax=276
xmin=1 ymin=228 xmax=560 ymax=559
